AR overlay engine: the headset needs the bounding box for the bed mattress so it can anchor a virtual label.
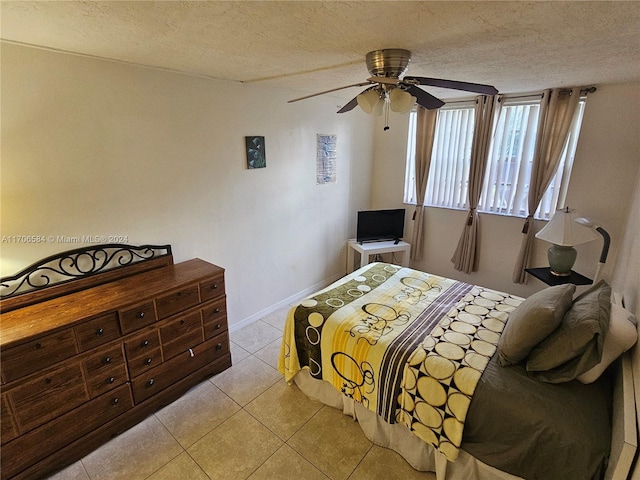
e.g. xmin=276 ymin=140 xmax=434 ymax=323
xmin=279 ymin=263 xmax=612 ymax=480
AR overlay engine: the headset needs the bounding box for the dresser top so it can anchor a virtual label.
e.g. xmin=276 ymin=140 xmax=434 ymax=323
xmin=0 ymin=258 xmax=224 ymax=348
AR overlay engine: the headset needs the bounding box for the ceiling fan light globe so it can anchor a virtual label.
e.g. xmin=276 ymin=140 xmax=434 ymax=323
xmin=389 ymin=89 xmax=416 ymax=113
xmin=372 ymin=98 xmax=384 ymax=116
xmin=357 ymin=89 xmax=381 ymax=114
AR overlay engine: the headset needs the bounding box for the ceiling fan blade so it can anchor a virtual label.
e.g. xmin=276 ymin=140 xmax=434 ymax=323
xmin=404 ymin=76 xmax=498 ymax=96
xmin=406 ymin=85 xmax=445 ymax=110
xmin=288 ymin=82 xmax=372 ymax=103
xmin=337 ymin=95 xmax=360 ymax=113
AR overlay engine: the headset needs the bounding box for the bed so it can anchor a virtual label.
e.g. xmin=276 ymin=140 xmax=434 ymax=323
xmin=278 ymin=262 xmax=638 ymax=480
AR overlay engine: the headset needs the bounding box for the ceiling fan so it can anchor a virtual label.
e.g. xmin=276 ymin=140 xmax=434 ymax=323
xmin=288 ymin=49 xmax=498 ymax=129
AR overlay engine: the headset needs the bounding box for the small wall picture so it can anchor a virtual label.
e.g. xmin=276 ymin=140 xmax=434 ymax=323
xmin=316 ymin=134 xmax=336 ymax=184
xmin=245 ymin=136 xmax=266 ymax=169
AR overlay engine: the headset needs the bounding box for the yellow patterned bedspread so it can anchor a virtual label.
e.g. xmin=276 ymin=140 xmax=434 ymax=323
xmin=278 ymin=263 xmax=522 ymax=461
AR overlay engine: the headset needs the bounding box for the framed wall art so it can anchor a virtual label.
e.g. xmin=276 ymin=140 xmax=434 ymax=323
xmin=316 ymin=134 xmax=336 ymax=184
xmin=245 ymin=136 xmax=266 ymax=169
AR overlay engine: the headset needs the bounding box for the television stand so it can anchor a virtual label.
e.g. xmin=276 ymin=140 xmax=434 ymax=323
xmin=346 ymin=239 xmax=411 ymax=273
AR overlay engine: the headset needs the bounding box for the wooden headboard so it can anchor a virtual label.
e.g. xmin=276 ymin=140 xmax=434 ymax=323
xmin=0 ymin=243 xmax=173 ymax=312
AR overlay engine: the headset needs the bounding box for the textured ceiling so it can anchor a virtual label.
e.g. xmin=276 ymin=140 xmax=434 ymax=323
xmin=1 ymin=1 xmax=639 ymax=102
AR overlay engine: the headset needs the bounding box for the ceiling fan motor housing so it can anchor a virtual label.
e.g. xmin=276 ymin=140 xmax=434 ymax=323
xmin=366 ymin=49 xmax=411 ymax=78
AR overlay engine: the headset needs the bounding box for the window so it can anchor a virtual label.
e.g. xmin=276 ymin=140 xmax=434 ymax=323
xmin=404 ymin=96 xmax=587 ymax=220
xmin=404 ymin=103 xmax=475 ymax=209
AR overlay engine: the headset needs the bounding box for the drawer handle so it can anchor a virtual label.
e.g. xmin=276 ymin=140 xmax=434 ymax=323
xmin=214 ymin=308 xmax=220 ymax=314
xmin=141 ymin=340 xmax=150 ymax=348
xmin=104 ymin=356 xmax=112 ymax=364
xmin=111 ymin=398 xmax=119 ymax=406
xmin=215 ymin=323 xmax=222 ymax=330
xmin=180 ymin=319 xmax=185 ymax=325
xmin=35 ymin=342 xmax=43 ymax=349
xmin=96 ymin=328 xmax=104 ymax=336
xmin=210 ymin=284 xmax=218 ymax=290
xmin=147 ymin=379 xmax=155 ymax=387
xmin=215 ymin=343 xmax=223 ymax=351
xmin=144 ymin=358 xmax=153 ymax=365
xmin=107 ymin=376 xmax=116 ymax=384
xmin=137 ymin=312 xmax=145 ymax=319
xmin=45 ymin=377 xmax=52 ymax=384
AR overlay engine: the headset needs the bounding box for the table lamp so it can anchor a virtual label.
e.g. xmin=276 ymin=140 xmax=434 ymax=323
xmin=535 ymin=207 xmax=599 ymax=276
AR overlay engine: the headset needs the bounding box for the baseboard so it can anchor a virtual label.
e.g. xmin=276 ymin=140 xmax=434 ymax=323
xmin=228 ymin=270 xmax=345 ymax=333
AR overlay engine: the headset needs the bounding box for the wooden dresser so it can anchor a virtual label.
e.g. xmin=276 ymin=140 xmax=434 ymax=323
xmin=0 ymin=245 xmax=232 ymax=479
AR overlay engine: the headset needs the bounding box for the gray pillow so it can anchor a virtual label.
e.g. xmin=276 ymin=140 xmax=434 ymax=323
xmin=526 ymin=281 xmax=612 ymax=383
xmin=497 ymin=284 xmax=575 ymax=366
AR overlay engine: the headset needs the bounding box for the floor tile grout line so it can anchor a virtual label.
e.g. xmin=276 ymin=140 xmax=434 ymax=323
xmin=345 ymin=443 xmax=375 ymax=480
xmin=181 ymin=444 xmax=214 ymax=480
xmin=78 ymin=459 xmax=92 ymax=480
xmin=281 ymin=404 xmax=332 ymax=472
xmin=149 ymin=413 xmax=189 ymax=477
xmin=242 ymin=376 xmax=322 ymax=444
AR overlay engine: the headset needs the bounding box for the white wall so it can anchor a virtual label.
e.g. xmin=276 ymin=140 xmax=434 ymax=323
xmin=371 ymin=82 xmax=640 ymax=298
xmin=0 ymin=43 xmax=375 ymax=328
xmin=611 ymin=171 xmax=640 ymax=315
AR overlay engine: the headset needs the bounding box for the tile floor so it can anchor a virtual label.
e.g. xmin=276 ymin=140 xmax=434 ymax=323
xmin=47 ymin=307 xmax=436 ymax=480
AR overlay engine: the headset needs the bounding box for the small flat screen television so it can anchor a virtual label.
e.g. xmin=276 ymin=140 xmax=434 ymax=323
xmin=356 ymin=209 xmax=405 ymax=243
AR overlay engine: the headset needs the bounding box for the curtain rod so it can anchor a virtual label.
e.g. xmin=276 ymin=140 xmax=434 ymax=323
xmin=443 ymin=86 xmax=597 ymax=105
xmin=499 ymin=86 xmax=597 ymax=100
xmin=561 ymin=86 xmax=597 ymax=95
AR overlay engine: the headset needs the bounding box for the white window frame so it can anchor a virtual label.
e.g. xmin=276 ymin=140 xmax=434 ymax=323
xmin=404 ymin=95 xmax=586 ymax=221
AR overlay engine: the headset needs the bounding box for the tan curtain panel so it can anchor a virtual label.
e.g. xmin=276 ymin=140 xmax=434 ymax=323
xmin=512 ymin=87 xmax=581 ymax=283
xmin=410 ymin=107 xmax=438 ymax=261
xmin=451 ymin=95 xmax=500 ymax=273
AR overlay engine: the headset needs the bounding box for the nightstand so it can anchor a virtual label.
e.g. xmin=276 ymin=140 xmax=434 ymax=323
xmin=525 ymin=267 xmax=593 ymax=286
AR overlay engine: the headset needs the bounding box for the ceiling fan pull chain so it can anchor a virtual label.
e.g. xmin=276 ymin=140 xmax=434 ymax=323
xmin=384 ymin=94 xmax=390 ymax=131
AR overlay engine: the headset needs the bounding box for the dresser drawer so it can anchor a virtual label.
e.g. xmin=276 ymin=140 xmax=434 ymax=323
xmin=209 ymin=330 xmax=230 ymax=361
xmin=124 ymin=329 xmax=163 ymax=378
xmin=9 ymin=363 xmax=89 ymax=434
xmin=160 ymin=312 xmax=204 ymax=360
xmin=1 ymin=384 xmax=133 ymax=480
xmin=124 ymin=328 xmax=161 ymax=359
xmin=75 ymin=312 xmax=121 ymax=352
xmin=119 ymin=301 xmax=157 ymax=335
xmin=202 ymin=298 xmax=228 ymax=340
xmin=200 ymin=274 xmax=225 ymax=302
xmin=132 ymin=334 xmax=229 ymax=404
xmin=1 ymin=329 xmax=79 ymax=383
xmin=156 ymin=285 xmax=199 ymax=319
xmin=127 ymin=348 xmax=162 ymax=379
xmin=83 ymin=344 xmax=128 ymax=398
xmin=1 ymin=393 xmax=18 ymax=444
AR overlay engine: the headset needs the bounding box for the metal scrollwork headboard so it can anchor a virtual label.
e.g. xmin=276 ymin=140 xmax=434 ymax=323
xmin=0 ymin=243 xmax=173 ymax=300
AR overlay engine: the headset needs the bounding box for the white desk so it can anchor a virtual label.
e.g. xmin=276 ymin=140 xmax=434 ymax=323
xmin=346 ymin=239 xmax=411 ymax=273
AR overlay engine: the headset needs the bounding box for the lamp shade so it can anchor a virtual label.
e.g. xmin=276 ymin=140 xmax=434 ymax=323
xmin=536 ymin=207 xmax=599 ymax=246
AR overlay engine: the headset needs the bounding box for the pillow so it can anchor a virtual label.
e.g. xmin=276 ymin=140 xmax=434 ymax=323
xmin=497 ymin=284 xmax=575 ymax=366
xmin=577 ymin=302 xmax=637 ymax=383
xmin=526 ymin=281 xmax=611 ymax=383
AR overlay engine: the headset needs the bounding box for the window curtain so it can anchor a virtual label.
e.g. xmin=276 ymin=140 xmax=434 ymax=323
xmin=410 ymin=106 xmax=438 ymax=261
xmin=512 ymin=87 xmax=581 ymax=283
xmin=451 ymin=95 xmax=500 ymax=273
